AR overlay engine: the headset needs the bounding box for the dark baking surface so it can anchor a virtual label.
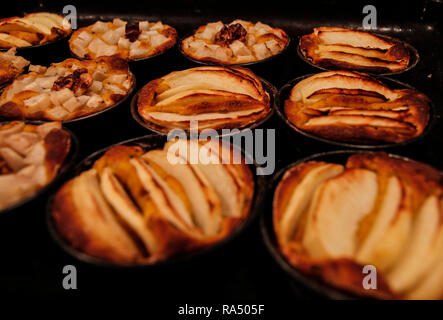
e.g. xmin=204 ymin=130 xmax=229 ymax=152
xmin=1 ymin=0 xmax=442 ymax=308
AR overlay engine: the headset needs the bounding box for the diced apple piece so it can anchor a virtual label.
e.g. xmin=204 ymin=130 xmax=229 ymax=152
xmin=112 ymin=18 xmax=126 ymax=28
xmin=0 ymin=147 xmax=25 ymax=171
xmin=252 ymin=43 xmax=271 ymax=60
xmin=230 ymin=40 xmax=252 ymax=56
xmin=139 ymin=21 xmax=150 ymax=31
xmin=117 ymin=37 xmax=130 ymax=49
xmin=62 ymin=96 xmax=83 ymax=112
xmin=4 ymin=132 xmax=39 ymax=155
xmin=45 ymin=105 xmax=69 ymax=120
xmin=50 ymin=88 xmax=74 ymax=106
xmin=91 ymin=21 xmax=109 ymax=33
xmin=86 ymin=95 xmax=105 ymax=109
xmin=23 ymin=93 xmax=51 ymax=113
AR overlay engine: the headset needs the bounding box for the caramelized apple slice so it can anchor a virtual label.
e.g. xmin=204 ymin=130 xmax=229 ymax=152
xmin=302 ymin=168 xmax=378 ymax=259
xmin=355 ymin=175 xmax=412 ymax=271
xmin=142 ymin=149 xmax=222 ymax=236
xmin=274 ymin=162 xmax=344 ymax=245
xmin=387 ymin=195 xmax=443 ymax=293
xmin=99 ymin=167 xmax=159 ymax=255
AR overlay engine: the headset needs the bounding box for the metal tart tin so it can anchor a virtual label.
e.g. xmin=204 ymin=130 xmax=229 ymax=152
xmin=46 ymin=134 xmax=267 ymax=269
xmin=297 ymin=33 xmax=420 ymax=76
xmin=276 ymin=73 xmax=436 ymax=149
xmin=130 ymin=75 xmax=276 ymax=138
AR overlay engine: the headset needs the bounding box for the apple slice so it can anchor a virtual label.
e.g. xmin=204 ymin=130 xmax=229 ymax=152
xmin=406 ymin=217 xmax=443 ymax=299
xmin=387 ymin=195 xmax=442 ymax=294
xmin=355 ymin=175 xmax=412 ymax=272
xmin=142 ymin=149 xmax=222 ymax=236
xmin=130 ymin=157 xmax=198 ymax=236
xmin=275 ymin=162 xmax=344 ymax=245
xmin=70 ymin=169 xmax=142 ymax=262
xmin=302 ymin=168 xmax=378 ymax=259
xmin=99 ymin=167 xmax=159 ymax=255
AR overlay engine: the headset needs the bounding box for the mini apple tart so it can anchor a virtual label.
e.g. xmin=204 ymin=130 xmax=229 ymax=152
xmin=273 ymin=152 xmax=443 ymax=299
xmin=0 ymin=121 xmax=71 ymax=211
xmin=0 ymin=48 xmax=30 ymax=87
xmin=0 ymin=56 xmax=134 ymax=121
xmin=0 ymin=12 xmax=71 ymax=49
xmin=299 ymin=27 xmax=412 ymax=73
xmin=181 ymin=20 xmax=289 ymax=65
xmin=284 ymin=71 xmax=430 ymax=144
xmin=136 ymin=66 xmax=272 ymax=132
xmin=69 ymin=18 xmax=177 ymax=61
xmin=51 ymin=139 xmax=254 ymax=265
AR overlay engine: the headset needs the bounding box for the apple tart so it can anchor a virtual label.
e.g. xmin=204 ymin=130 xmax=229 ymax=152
xmin=0 ymin=48 xmax=30 ymax=87
xmin=0 ymin=56 xmax=134 ymax=121
xmin=284 ymin=71 xmax=430 ymax=144
xmin=52 ymin=139 xmax=254 ymax=264
xmin=300 ymin=27 xmax=411 ymax=73
xmin=137 ymin=66 xmax=271 ymax=132
xmin=0 ymin=121 xmax=71 ymax=211
xmin=0 ymin=12 xmax=71 ymax=49
xmin=273 ymin=152 xmax=443 ymax=299
xmin=69 ymin=18 xmax=177 ymax=61
xmin=181 ymin=20 xmax=289 ymax=64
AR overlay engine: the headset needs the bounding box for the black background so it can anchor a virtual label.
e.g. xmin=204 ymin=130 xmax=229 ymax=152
xmin=0 ymin=0 xmax=442 ymax=312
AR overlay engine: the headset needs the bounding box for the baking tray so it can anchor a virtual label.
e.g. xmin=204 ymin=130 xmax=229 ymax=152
xmin=1 ymin=0 xmax=441 ymax=304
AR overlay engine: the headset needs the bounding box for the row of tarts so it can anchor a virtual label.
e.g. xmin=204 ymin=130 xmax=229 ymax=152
xmin=0 ymin=12 xmax=442 ymax=300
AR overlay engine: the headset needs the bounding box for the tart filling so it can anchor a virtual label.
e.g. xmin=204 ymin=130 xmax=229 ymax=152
xmin=181 ymin=20 xmax=289 ymax=64
xmin=69 ymin=18 xmax=177 ymax=61
xmin=0 ymin=121 xmax=71 ymax=210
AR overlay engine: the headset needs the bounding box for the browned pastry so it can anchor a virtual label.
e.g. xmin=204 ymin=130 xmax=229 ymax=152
xmin=0 ymin=56 xmax=134 ymax=121
xmin=300 ymin=27 xmax=411 ymax=73
xmin=273 ymin=152 xmax=443 ymax=299
xmin=181 ymin=20 xmax=289 ymax=64
xmin=0 ymin=121 xmax=71 ymax=210
xmin=52 ymin=139 xmax=254 ymax=265
xmin=284 ymin=71 xmax=430 ymax=144
xmin=0 ymin=12 xmax=71 ymax=48
xmin=137 ymin=66 xmax=271 ymax=132
xmin=69 ymin=18 xmax=177 ymax=61
xmin=0 ymin=48 xmax=29 ymax=87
